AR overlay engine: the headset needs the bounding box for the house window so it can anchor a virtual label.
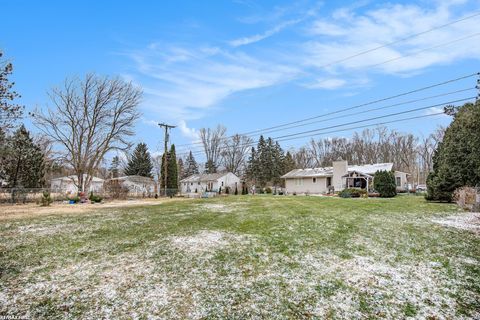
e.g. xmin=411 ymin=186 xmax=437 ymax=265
xmin=396 ymin=177 xmax=401 ymax=187
xmin=221 ymin=181 xmax=224 ymax=186
xmin=312 ymin=177 xmax=317 ymax=183
xmin=295 ymin=178 xmax=303 ymax=186
xmin=191 ymin=182 xmax=193 ymax=186
xmin=198 ymin=182 xmax=201 ymax=185
xmin=327 ymin=177 xmax=332 ymax=186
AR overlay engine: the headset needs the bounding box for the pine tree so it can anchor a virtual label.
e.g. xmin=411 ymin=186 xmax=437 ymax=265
xmin=161 ymin=144 xmax=178 ymax=193
xmin=426 ymin=101 xmax=480 ymax=201
xmin=283 ymin=151 xmax=296 ymax=174
xmin=168 ymin=144 xmax=178 ymax=190
xmin=272 ymin=141 xmax=285 ymax=186
xmin=124 ymin=143 xmax=153 ymax=177
xmin=109 ymin=156 xmax=120 ymax=178
xmin=184 ymin=151 xmax=199 ymax=178
xmin=204 ymin=159 xmax=217 ymax=174
xmin=246 ymin=147 xmax=257 ymax=183
xmin=4 ymin=125 xmax=45 ymax=188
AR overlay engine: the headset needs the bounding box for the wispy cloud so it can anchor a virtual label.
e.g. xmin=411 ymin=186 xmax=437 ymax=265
xmin=302 ymin=2 xmax=480 ymax=79
xmin=229 ymin=19 xmax=301 ymax=47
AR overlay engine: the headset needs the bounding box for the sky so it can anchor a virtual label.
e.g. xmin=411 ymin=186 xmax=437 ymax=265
xmin=2 ymin=0 xmax=480 ymax=161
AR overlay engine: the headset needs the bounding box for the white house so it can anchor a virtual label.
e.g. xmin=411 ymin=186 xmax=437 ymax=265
xmin=50 ymin=174 xmax=104 ymax=194
xmin=107 ymin=175 xmax=156 ymax=197
xmin=180 ymin=172 xmax=241 ymax=194
xmin=282 ymin=160 xmax=408 ymax=195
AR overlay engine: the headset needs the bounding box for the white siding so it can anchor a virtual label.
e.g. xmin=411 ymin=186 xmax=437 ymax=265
xmin=285 ymin=177 xmax=328 ymax=194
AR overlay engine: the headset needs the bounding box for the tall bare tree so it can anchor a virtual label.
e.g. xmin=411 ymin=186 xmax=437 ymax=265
xmin=221 ymin=134 xmax=253 ymax=175
xmin=33 ymin=74 xmax=142 ymax=192
xmin=199 ymin=125 xmax=226 ymax=173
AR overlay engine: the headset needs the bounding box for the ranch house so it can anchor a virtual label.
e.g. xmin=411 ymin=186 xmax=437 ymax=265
xmin=281 ymin=160 xmax=408 ymax=195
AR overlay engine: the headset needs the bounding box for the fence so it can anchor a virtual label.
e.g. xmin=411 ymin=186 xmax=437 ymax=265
xmin=0 ymin=187 xmax=180 ymax=204
xmin=0 ymin=188 xmax=67 ymax=204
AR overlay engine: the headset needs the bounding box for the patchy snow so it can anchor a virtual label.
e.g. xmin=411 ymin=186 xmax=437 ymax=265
xmin=433 ymin=212 xmax=480 ymax=234
xmin=170 ymin=230 xmax=248 ymax=253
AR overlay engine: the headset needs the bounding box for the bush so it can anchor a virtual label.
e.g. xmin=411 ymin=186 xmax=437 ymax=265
xmin=265 ymin=187 xmax=272 ymax=194
xmin=234 ymin=186 xmax=238 ymax=195
xmin=89 ymin=193 xmax=103 ymax=203
xmin=225 ymin=187 xmax=230 ymax=194
xmin=68 ymin=195 xmax=80 ymax=203
xmin=338 ymin=188 xmax=367 ymax=198
xmin=453 ymin=187 xmax=478 ymax=211
xmin=373 ymin=170 xmax=397 ymax=198
xmin=40 ymin=191 xmax=52 ymax=206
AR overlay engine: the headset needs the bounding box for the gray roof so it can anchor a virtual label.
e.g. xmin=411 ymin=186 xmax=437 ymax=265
xmin=281 ymin=163 xmax=395 ymax=179
xmin=109 ymin=175 xmax=155 ymax=183
xmin=51 ymin=174 xmax=104 ymax=182
xmin=180 ymin=172 xmax=230 ymax=183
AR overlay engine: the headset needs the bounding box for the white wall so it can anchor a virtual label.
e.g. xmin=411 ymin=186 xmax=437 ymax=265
xmin=51 ymin=180 xmax=103 ymax=194
xmin=394 ymin=171 xmax=408 ymax=191
xmin=333 ymin=160 xmax=348 ymax=191
xmin=285 ymin=177 xmax=328 ymax=194
xmin=180 ymin=173 xmax=241 ymax=194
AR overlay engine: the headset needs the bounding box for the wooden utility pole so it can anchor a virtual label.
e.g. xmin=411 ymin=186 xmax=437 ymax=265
xmin=158 ymin=123 xmax=176 ymax=195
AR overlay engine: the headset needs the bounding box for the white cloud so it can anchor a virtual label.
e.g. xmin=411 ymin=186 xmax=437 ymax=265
xmin=127 ymin=45 xmax=299 ymax=121
xmin=304 ymin=78 xmax=346 ymax=90
xmin=229 ymin=19 xmax=300 ymax=47
xmin=303 ymin=2 xmax=480 ymax=77
xmin=178 ymin=120 xmax=199 ymax=140
xmin=425 ymin=106 xmax=448 ymax=116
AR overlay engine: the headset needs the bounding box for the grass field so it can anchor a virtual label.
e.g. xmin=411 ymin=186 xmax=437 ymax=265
xmin=1 ymin=195 xmax=479 ymax=319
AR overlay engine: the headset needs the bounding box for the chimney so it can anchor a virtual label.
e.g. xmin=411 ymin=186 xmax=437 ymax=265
xmin=332 ymin=159 xmax=348 ymax=191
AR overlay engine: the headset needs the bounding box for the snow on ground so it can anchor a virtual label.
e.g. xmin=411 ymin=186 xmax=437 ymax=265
xmin=433 ymin=212 xmax=480 ymax=234
xmin=170 ymin=230 xmax=250 ymax=253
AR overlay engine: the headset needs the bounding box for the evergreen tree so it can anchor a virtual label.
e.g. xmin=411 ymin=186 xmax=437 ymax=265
xmin=161 ymin=144 xmax=178 ymax=192
xmin=4 ymin=125 xmax=45 ymax=188
xmin=124 ymin=143 xmax=153 ymax=177
xmin=246 ymin=147 xmax=258 ymax=183
xmin=373 ymin=170 xmax=397 ymax=198
xmin=0 ymin=128 xmax=7 ymax=181
xmin=283 ymin=151 xmax=296 ymax=174
xmin=204 ymin=159 xmax=217 ymax=174
xmin=426 ymin=102 xmax=480 ymax=201
xmin=184 ymin=151 xmax=199 ymax=178
xmin=272 ymin=141 xmax=285 ymax=186
xmin=109 ymin=156 xmax=120 ymax=178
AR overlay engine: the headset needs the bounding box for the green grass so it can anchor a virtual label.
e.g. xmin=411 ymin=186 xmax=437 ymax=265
xmin=1 ymin=195 xmax=479 ymax=319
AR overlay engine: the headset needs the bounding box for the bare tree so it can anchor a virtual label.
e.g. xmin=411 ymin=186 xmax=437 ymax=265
xmin=199 ymin=125 xmax=226 ymax=173
xmin=221 ymin=134 xmax=253 ymax=175
xmin=33 ymin=74 xmax=142 ymax=192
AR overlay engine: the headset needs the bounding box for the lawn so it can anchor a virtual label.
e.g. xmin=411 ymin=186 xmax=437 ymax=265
xmin=1 ymin=196 xmax=479 ymax=319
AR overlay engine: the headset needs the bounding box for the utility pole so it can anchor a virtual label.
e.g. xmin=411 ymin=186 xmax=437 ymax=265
xmin=158 ymin=123 xmax=176 ymax=196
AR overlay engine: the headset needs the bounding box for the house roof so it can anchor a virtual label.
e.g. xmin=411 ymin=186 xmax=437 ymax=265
xmin=51 ymin=174 xmax=104 ymax=183
xmin=281 ymin=163 xmax=395 ymax=179
xmin=109 ymin=175 xmax=155 ymax=183
xmin=180 ymin=172 xmax=230 ymax=183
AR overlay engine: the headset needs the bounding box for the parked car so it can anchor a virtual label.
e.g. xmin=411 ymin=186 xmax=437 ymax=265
xmin=416 ymin=184 xmax=427 ymax=192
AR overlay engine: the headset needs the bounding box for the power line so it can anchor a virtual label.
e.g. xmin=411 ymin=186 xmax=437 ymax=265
xmin=177 ymin=87 xmax=474 ymax=155
xmin=317 ymin=11 xmax=480 ymax=70
xmin=175 ymin=72 xmax=478 ymax=151
xmin=177 ymin=96 xmax=475 ymax=157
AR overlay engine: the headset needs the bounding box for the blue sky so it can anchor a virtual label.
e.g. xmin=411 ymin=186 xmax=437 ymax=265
xmin=2 ymin=0 xmax=480 ymax=161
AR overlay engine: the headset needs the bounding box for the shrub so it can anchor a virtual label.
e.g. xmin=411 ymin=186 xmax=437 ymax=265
xmin=338 ymin=188 xmax=367 ymax=198
xmin=218 ymin=187 xmax=222 ymax=194
xmin=234 ymin=186 xmax=238 ymax=195
xmin=453 ymin=187 xmax=478 ymax=211
xmin=68 ymin=195 xmax=80 ymax=203
xmin=373 ymin=170 xmax=397 ymax=198
xmin=265 ymin=187 xmax=272 ymax=194
xmin=89 ymin=193 xmax=103 ymax=203
xmin=225 ymin=187 xmax=230 ymax=194
xmin=40 ymin=191 xmax=52 ymax=206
